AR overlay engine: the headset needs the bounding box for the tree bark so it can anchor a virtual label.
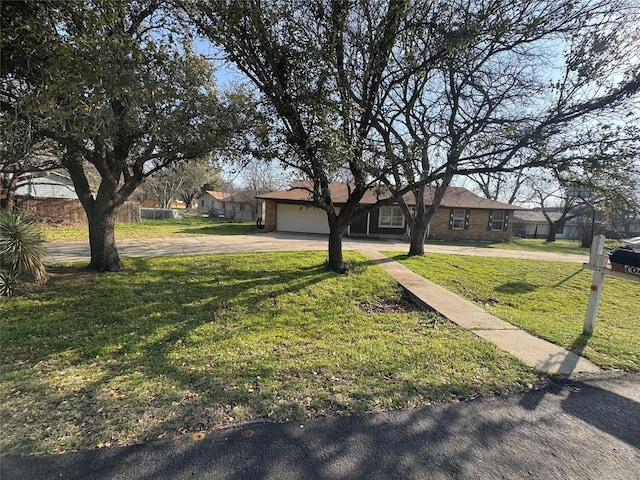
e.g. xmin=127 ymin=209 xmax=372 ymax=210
xmin=407 ymin=176 xmax=453 ymax=256
xmin=545 ymin=222 xmax=557 ymax=242
xmin=327 ymin=227 xmax=346 ymax=274
xmin=63 ymin=151 xmax=124 ymax=272
xmin=408 ymin=219 xmax=428 ymax=256
xmin=408 ymin=200 xmax=428 ymax=256
xmin=1 ymin=174 xmax=18 ymax=211
xmin=87 ymin=203 xmax=123 ymax=272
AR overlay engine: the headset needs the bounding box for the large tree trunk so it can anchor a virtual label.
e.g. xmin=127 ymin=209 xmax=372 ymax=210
xmin=1 ymin=173 xmax=18 ymax=211
xmin=327 ymin=227 xmax=346 ymax=274
xmin=408 ymin=217 xmax=428 ymax=256
xmin=326 ymin=207 xmax=349 ymax=273
xmin=408 ymin=199 xmax=428 ymax=256
xmin=546 ymin=218 xmax=568 ymax=243
xmin=407 ymin=184 xmax=427 ymax=256
xmin=407 ymin=176 xmax=452 ymax=256
xmin=87 ymin=203 xmax=122 ymax=271
xmin=63 ymin=151 xmax=124 ymax=272
xmin=545 ymin=222 xmax=557 ymax=242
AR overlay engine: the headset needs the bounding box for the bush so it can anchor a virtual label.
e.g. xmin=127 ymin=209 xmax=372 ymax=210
xmin=0 ymin=210 xmax=47 ymax=295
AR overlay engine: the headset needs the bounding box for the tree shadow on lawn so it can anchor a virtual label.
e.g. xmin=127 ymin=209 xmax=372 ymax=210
xmin=4 ymin=252 xmax=424 ymax=452
xmin=3 ymin=255 xmax=332 ymax=356
xmin=494 ymin=281 xmax=538 ymax=294
xmin=0 ymin=253 xmax=346 ymax=450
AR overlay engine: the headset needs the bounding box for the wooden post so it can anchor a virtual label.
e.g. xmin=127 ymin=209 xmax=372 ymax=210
xmin=583 ymin=234 xmax=607 ymax=335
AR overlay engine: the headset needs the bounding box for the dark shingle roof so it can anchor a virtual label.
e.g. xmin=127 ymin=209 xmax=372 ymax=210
xmin=256 ymin=182 xmax=521 ymax=210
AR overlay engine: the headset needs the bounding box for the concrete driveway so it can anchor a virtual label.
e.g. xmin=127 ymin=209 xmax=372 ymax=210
xmin=44 ymin=231 xmax=590 ymax=264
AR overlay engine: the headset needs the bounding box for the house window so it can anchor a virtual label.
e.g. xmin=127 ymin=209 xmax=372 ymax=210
xmin=379 ymin=206 xmax=404 ymax=228
xmin=491 ymin=210 xmax=505 ymax=230
xmin=452 ymin=209 xmax=466 ymax=230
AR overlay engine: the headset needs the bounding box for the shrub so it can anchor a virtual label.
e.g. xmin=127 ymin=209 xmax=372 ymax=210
xmin=0 ymin=210 xmax=47 ymax=295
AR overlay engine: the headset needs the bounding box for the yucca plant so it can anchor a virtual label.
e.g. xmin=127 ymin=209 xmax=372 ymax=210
xmin=0 ymin=210 xmax=47 ymax=295
xmin=0 ymin=271 xmax=21 ymax=297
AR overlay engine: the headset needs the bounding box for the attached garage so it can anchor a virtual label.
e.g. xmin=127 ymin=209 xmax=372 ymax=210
xmin=276 ymin=203 xmax=330 ymax=234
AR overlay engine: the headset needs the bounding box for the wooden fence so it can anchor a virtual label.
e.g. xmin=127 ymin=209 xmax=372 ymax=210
xmin=15 ymin=196 xmax=140 ymax=226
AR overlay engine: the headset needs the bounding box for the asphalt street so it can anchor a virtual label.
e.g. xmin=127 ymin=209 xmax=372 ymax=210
xmin=2 ymin=372 xmax=639 ymax=479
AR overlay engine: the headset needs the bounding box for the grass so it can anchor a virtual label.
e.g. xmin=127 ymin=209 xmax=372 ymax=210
xmin=41 ymin=216 xmax=255 ymax=242
xmin=386 ymin=253 xmax=640 ymax=371
xmin=425 ymin=237 xmax=619 ymax=256
xmin=486 ymin=237 xmax=620 ymax=255
xmin=0 ymin=251 xmax=539 ymax=455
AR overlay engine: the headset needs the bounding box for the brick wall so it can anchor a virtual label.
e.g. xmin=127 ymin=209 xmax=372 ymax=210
xmin=429 ymin=208 xmax=512 ymax=241
xmin=263 ymin=199 xmax=277 ymax=231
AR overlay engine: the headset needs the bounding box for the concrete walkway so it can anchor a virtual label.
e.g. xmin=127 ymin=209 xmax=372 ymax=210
xmin=43 ymin=232 xmax=599 ymax=376
xmin=358 ymin=249 xmax=600 ymax=376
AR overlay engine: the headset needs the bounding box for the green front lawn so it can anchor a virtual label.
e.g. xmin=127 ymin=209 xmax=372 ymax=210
xmin=387 ymin=253 xmax=640 ymax=371
xmin=41 ymin=217 xmax=255 ymax=242
xmin=485 ymin=237 xmax=620 ymax=255
xmin=424 ymin=237 xmax=619 ymax=256
xmin=0 ymin=252 xmax=538 ymax=455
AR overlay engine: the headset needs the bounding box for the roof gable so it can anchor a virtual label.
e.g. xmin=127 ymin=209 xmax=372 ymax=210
xmin=198 ymin=190 xmax=251 ymax=203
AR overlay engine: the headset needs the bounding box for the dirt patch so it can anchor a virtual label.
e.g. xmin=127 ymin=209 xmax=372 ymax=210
xmin=46 ymin=265 xmax=101 ymax=281
xmin=359 ymin=292 xmax=421 ymax=314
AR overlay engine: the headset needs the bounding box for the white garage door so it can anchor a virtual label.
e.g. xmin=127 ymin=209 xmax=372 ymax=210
xmin=276 ymin=203 xmax=330 ymax=234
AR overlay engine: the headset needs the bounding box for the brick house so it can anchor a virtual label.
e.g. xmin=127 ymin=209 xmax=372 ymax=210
xmin=256 ymin=182 xmax=521 ymax=241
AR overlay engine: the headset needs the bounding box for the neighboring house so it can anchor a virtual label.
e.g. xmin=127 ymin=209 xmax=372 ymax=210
xmin=140 ymin=199 xmax=187 ymax=209
xmin=511 ymin=209 xmax=592 ymax=240
xmin=256 ymin=182 xmax=521 ymax=241
xmin=195 ymin=190 xmax=253 ymax=221
xmin=15 ymin=172 xmax=78 ymax=199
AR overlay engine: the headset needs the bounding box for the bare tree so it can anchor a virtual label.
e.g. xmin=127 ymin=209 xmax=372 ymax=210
xmin=192 ymin=0 xmax=418 ymax=272
xmin=190 ymin=0 xmax=639 ymax=266
xmin=145 ymin=158 xmax=222 ymax=209
xmin=239 ymin=159 xmax=291 ymax=218
xmin=468 ymin=170 xmax=533 ymax=205
xmin=373 ymin=0 xmax=640 ymax=255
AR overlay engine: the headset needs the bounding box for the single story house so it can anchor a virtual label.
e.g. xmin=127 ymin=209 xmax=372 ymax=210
xmin=195 ymin=190 xmax=253 ymax=221
xmin=256 ymin=182 xmax=521 ymax=241
xmin=511 ymin=210 xmax=582 ymax=239
xmin=511 ymin=209 xmax=613 ymax=241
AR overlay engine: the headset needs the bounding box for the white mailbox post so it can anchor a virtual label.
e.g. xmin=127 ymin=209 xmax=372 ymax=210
xmin=583 ymin=234 xmax=640 ymax=335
